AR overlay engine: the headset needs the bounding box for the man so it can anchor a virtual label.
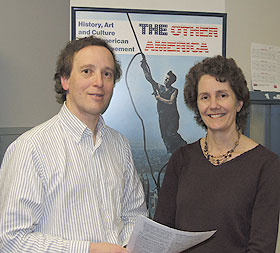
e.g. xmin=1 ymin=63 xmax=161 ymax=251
xmin=141 ymin=57 xmax=187 ymax=154
xmin=0 ymin=36 xmax=147 ymax=252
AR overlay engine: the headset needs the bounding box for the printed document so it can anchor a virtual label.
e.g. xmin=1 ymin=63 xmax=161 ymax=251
xmin=251 ymin=43 xmax=280 ymax=92
xmin=126 ymin=215 xmax=216 ymax=253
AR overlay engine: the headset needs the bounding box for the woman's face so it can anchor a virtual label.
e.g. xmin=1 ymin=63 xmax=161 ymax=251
xmin=197 ymin=74 xmax=243 ymax=133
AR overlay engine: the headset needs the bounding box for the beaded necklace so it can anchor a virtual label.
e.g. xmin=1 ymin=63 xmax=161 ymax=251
xmin=203 ymin=131 xmax=240 ymax=165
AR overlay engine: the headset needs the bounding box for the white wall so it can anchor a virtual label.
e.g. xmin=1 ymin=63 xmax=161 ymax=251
xmin=226 ymin=0 xmax=280 ymax=90
xmin=70 ymin=0 xmax=225 ymax=12
xmin=0 ymin=0 xmax=69 ymax=127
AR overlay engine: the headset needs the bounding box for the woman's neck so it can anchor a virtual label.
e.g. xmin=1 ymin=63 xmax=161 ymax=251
xmin=206 ymin=128 xmax=240 ymax=156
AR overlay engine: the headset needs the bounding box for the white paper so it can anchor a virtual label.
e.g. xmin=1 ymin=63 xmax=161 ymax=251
xmin=251 ymin=43 xmax=280 ymax=92
xmin=126 ymin=215 xmax=216 ymax=253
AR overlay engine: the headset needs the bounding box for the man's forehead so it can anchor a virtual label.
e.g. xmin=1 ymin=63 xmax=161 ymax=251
xmin=73 ymin=45 xmax=114 ymax=66
xmin=74 ymin=45 xmax=112 ymax=57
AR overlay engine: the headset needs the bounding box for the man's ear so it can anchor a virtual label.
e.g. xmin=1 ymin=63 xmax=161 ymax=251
xmin=61 ymin=77 xmax=69 ymax=91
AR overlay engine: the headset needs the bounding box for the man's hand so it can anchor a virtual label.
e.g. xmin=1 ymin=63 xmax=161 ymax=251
xmin=140 ymin=59 xmax=148 ymax=71
xmin=89 ymin=242 xmax=127 ymax=253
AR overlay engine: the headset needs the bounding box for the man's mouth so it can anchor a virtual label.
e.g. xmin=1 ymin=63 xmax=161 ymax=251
xmin=89 ymin=93 xmax=104 ymax=97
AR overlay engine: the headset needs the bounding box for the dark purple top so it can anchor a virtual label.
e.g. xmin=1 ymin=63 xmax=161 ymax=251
xmin=154 ymin=140 xmax=280 ymax=252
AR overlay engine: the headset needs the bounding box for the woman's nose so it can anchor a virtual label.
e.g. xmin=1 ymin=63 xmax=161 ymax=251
xmin=209 ymin=97 xmax=220 ymax=109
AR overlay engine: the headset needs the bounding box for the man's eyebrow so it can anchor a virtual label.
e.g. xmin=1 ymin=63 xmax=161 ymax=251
xmin=79 ymin=64 xmax=95 ymax=70
xmin=78 ymin=64 xmax=114 ymax=73
xmin=104 ymin=67 xmax=115 ymax=73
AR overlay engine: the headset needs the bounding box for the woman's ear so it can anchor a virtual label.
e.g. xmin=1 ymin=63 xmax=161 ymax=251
xmin=237 ymin=100 xmax=243 ymax=112
xmin=61 ymin=77 xmax=69 ymax=91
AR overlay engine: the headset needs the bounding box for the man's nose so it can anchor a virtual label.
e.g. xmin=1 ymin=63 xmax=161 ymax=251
xmin=92 ymin=72 xmax=103 ymax=87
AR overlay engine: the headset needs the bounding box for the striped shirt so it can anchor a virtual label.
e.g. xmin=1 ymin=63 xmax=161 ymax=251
xmin=0 ymin=104 xmax=147 ymax=252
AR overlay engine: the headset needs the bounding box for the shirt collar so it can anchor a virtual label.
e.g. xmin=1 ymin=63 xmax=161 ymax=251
xmin=59 ymin=103 xmax=107 ymax=143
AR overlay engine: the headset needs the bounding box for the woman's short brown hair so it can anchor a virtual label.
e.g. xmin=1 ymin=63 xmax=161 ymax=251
xmin=184 ymin=55 xmax=250 ymax=131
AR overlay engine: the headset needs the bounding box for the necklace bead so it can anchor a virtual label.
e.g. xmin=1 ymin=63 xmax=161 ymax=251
xmin=203 ymin=132 xmax=240 ymax=165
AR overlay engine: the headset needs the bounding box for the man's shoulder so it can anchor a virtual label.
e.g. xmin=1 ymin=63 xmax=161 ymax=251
xmin=2 ymin=114 xmax=61 ymax=160
xmin=170 ymin=86 xmax=178 ymax=92
xmin=17 ymin=114 xmax=60 ymax=143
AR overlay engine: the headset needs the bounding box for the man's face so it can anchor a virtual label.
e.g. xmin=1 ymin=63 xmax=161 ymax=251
xmin=164 ymin=74 xmax=170 ymax=86
xmin=61 ymin=45 xmax=115 ymax=124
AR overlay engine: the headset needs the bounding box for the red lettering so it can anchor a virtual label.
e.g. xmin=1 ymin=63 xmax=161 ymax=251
xmin=176 ymin=42 xmax=190 ymax=52
xmin=154 ymin=41 xmax=167 ymax=51
xmin=170 ymin=25 xmax=219 ymax=38
xmin=199 ymin=43 xmax=209 ymax=53
xmin=144 ymin=41 xmax=209 ymax=54
xmin=145 ymin=41 xmax=155 ymax=51
xmin=191 ymin=43 xmax=200 ymax=52
xmin=200 ymin=27 xmax=209 ymax=37
xmin=167 ymin=42 xmax=177 ymax=52
xmin=209 ymin=27 xmax=218 ymax=37
xmin=170 ymin=26 xmax=181 ymax=36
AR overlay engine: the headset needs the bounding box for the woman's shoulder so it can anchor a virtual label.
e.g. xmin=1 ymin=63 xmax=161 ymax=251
xmin=239 ymin=135 xmax=276 ymax=156
xmin=237 ymin=135 xmax=279 ymax=166
xmin=173 ymin=139 xmax=201 ymax=154
xmin=165 ymin=140 xmax=201 ymax=177
xmin=169 ymin=139 xmax=201 ymax=164
xmin=237 ymin=134 xmax=258 ymax=152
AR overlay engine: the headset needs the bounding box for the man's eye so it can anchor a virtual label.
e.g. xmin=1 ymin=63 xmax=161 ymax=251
xmin=104 ymin=71 xmax=113 ymax=78
xmin=82 ymin=69 xmax=91 ymax=74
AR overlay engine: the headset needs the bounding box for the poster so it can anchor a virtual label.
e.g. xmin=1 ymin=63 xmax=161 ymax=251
xmin=251 ymin=43 xmax=280 ymax=92
xmin=71 ymin=7 xmax=226 ymax=216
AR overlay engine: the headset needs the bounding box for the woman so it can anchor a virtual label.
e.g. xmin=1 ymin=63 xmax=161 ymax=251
xmin=154 ymin=55 xmax=280 ymax=252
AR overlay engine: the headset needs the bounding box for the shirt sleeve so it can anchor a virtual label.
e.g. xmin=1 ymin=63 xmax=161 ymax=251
xmin=119 ymin=140 xmax=148 ymax=246
xmin=247 ymin=154 xmax=280 ymax=252
xmin=0 ymin=139 xmax=90 ymax=253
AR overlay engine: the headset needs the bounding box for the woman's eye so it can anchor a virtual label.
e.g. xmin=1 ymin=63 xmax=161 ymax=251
xmin=220 ymin=93 xmax=227 ymax=98
xmin=200 ymin=95 xmax=208 ymax=100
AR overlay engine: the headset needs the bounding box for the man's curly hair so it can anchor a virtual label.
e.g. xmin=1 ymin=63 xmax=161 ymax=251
xmin=184 ymin=55 xmax=250 ymax=131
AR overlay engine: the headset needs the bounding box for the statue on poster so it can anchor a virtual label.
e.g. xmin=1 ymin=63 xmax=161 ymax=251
xmin=140 ymin=55 xmax=187 ymax=154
